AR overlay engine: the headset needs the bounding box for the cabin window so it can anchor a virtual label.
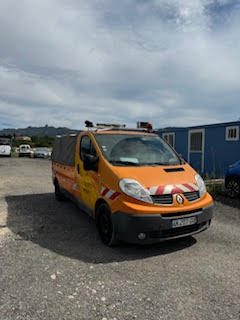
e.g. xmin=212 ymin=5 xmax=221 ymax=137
xmin=162 ymin=133 xmax=175 ymax=148
xmin=189 ymin=130 xmax=203 ymax=152
xmin=226 ymin=126 xmax=239 ymax=141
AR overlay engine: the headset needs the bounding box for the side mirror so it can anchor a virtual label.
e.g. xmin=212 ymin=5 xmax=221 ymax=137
xmin=83 ymin=154 xmax=99 ymax=171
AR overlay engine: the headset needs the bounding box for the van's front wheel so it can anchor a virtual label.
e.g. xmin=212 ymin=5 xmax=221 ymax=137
xmin=96 ymin=203 xmax=118 ymax=246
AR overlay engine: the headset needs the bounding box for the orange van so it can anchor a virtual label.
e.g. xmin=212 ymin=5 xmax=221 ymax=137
xmin=52 ymin=127 xmax=213 ymax=245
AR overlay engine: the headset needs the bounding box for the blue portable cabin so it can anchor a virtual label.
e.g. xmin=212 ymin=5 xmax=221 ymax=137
xmin=157 ymin=121 xmax=240 ymax=178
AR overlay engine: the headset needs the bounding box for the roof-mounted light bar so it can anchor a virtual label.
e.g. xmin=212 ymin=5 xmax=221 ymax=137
xmin=84 ymin=120 xmax=153 ymax=132
xmin=85 ymin=120 xmax=126 ymax=130
xmin=96 ymin=123 xmax=126 ymax=129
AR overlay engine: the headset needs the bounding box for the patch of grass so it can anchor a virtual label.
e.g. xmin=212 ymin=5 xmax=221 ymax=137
xmin=205 ymin=179 xmax=225 ymax=197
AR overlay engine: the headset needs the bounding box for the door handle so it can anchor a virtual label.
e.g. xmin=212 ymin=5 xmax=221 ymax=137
xmin=77 ymin=164 xmax=80 ymax=174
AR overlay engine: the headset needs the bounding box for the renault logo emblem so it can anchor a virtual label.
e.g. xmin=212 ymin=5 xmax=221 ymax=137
xmin=176 ymin=194 xmax=184 ymax=205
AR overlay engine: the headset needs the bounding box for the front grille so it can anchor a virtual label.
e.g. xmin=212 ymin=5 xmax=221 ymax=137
xmin=151 ymin=194 xmax=173 ymax=205
xmin=184 ymin=191 xmax=200 ymax=202
xmin=148 ymin=222 xmax=207 ymax=239
xmin=151 ymin=191 xmax=200 ymax=206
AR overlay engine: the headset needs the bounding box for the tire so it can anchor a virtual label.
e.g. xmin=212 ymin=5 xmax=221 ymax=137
xmin=226 ymin=177 xmax=240 ymax=198
xmin=96 ymin=203 xmax=118 ymax=246
xmin=54 ymin=181 xmax=66 ymax=201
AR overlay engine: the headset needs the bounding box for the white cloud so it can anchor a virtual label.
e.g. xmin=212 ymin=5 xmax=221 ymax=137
xmin=0 ymin=0 xmax=240 ymax=129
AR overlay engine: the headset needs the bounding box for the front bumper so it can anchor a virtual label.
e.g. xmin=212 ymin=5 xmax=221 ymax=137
xmin=112 ymin=205 xmax=213 ymax=244
xmin=19 ymin=152 xmax=32 ymax=157
xmin=0 ymin=153 xmax=11 ymax=156
xmin=34 ymin=154 xmax=47 ymax=158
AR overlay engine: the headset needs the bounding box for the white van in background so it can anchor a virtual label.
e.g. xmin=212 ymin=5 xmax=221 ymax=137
xmin=19 ymin=144 xmax=33 ymax=157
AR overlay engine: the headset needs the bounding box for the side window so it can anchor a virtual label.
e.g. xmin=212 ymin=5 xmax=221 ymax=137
xmin=80 ymin=136 xmax=97 ymax=160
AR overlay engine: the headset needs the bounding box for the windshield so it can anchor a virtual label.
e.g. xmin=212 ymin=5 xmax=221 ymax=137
xmin=20 ymin=145 xmax=30 ymax=150
xmin=94 ymin=134 xmax=181 ymax=166
xmin=0 ymin=138 xmax=11 ymax=146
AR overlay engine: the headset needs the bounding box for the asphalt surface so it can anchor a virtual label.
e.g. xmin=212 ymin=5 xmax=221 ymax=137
xmin=0 ymin=158 xmax=240 ymax=320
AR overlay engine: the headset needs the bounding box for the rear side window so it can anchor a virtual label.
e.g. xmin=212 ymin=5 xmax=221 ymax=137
xmin=80 ymin=136 xmax=97 ymax=160
xmin=52 ymin=135 xmax=77 ymax=166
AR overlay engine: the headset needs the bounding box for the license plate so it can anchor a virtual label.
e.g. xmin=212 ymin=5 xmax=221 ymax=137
xmin=172 ymin=216 xmax=197 ymax=228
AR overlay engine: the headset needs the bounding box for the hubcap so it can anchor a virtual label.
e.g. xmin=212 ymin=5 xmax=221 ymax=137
xmin=228 ymin=180 xmax=240 ymax=198
xmin=100 ymin=214 xmax=110 ymax=235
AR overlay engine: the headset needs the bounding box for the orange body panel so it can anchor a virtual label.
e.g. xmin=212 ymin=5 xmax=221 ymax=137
xmin=53 ymin=162 xmax=75 ymax=192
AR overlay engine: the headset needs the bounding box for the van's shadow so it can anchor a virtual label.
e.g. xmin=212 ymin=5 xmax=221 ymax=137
xmin=6 ymin=193 xmax=196 ymax=264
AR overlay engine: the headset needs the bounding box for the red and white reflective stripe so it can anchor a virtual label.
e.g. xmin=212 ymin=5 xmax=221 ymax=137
xmin=188 ymin=183 xmax=199 ymax=191
xmin=149 ymin=183 xmax=198 ymax=195
xmin=100 ymin=186 xmax=120 ymax=200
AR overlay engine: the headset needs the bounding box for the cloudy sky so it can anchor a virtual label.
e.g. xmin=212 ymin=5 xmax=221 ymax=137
xmin=0 ymin=0 xmax=240 ymax=130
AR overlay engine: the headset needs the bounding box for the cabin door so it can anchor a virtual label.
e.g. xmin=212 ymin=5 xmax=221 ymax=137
xmin=75 ymin=134 xmax=99 ymax=213
xmin=188 ymin=129 xmax=205 ymax=174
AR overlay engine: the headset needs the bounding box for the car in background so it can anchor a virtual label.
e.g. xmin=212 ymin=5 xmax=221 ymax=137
xmin=33 ymin=147 xmax=51 ymax=159
xmin=225 ymin=160 xmax=240 ymax=198
xmin=0 ymin=144 xmax=11 ymax=157
xmin=0 ymin=136 xmax=12 ymax=157
xmin=19 ymin=144 xmax=33 ymax=157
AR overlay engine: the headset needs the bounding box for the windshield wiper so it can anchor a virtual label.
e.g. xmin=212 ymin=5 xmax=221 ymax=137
xmin=147 ymin=162 xmax=180 ymax=166
xmin=110 ymin=160 xmax=140 ymax=166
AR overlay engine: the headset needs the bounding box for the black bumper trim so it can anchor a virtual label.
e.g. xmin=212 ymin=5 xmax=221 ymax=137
xmin=112 ymin=205 xmax=213 ymax=244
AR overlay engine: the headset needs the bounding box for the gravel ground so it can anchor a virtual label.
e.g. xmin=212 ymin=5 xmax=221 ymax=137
xmin=0 ymin=158 xmax=240 ymax=320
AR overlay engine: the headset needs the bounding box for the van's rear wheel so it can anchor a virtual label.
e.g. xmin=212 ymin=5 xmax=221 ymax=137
xmin=96 ymin=203 xmax=118 ymax=246
xmin=54 ymin=181 xmax=66 ymax=201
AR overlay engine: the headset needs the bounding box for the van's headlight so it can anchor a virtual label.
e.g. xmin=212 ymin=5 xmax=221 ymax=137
xmin=119 ymin=179 xmax=153 ymax=204
xmin=195 ymin=174 xmax=207 ymax=197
